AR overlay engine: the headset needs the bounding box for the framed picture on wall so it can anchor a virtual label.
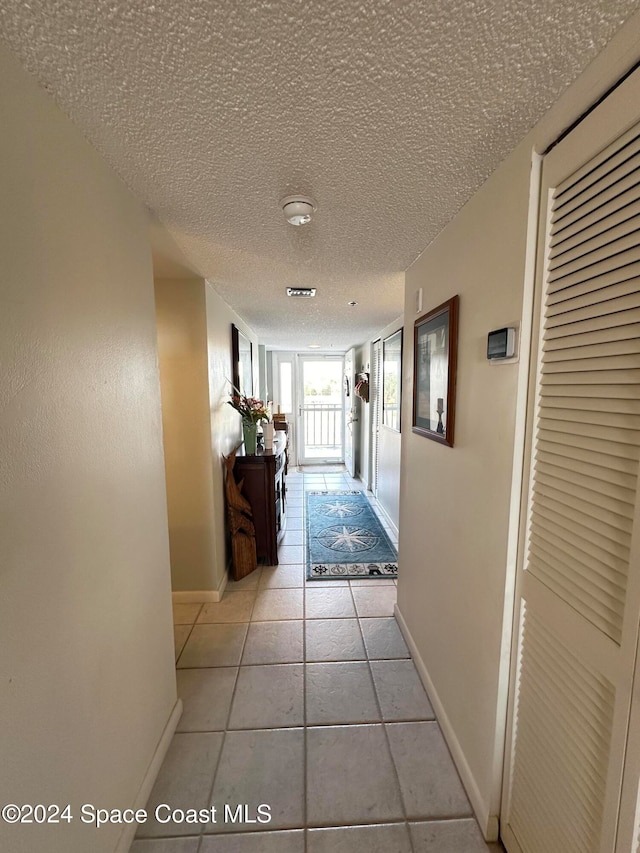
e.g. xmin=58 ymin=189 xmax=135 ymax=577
xmin=382 ymin=329 xmax=403 ymax=432
xmin=412 ymin=295 xmax=459 ymax=447
xmin=231 ymin=324 xmax=253 ymax=396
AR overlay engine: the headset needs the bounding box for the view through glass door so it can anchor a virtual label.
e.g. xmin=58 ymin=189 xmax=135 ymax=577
xmin=297 ymin=356 xmax=344 ymax=465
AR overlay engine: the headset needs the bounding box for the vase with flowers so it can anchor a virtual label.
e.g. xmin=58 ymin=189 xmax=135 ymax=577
xmin=228 ymin=390 xmax=270 ymax=455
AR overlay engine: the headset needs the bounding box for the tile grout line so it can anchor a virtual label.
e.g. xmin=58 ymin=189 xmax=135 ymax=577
xmin=200 ymin=587 xmax=255 ymax=842
xmin=173 ymin=602 xmax=203 ymax=666
xmin=163 ymin=606 xmax=205 ymax=847
xmin=348 ymin=582 xmax=416 ymax=853
xmin=175 ymin=469 xmax=413 ymax=850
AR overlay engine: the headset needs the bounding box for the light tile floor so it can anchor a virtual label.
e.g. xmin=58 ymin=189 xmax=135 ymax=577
xmin=135 ymin=467 xmax=503 ymax=853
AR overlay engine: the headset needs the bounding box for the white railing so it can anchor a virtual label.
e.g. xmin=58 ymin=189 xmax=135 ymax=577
xmin=301 ymin=402 xmax=343 ymax=457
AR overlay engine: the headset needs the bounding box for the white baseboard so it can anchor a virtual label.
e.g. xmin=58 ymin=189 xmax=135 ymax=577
xmin=114 ymin=698 xmax=183 ymax=853
xmin=394 ymin=603 xmax=500 ymax=843
xmin=172 ymin=572 xmax=228 ymax=604
xmin=374 ymin=500 xmax=398 ymax=538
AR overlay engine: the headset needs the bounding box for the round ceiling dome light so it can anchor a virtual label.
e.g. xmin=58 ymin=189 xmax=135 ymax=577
xmin=280 ymin=195 xmax=316 ymax=226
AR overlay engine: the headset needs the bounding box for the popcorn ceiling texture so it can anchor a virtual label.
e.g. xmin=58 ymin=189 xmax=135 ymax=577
xmin=1 ymin=0 xmax=638 ymax=348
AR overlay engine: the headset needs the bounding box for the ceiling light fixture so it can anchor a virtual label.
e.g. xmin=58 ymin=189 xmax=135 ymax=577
xmin=280 ymin=195 xmax=316 ymax=226
xmin=308 ymin=344 xmax=321 ymax=349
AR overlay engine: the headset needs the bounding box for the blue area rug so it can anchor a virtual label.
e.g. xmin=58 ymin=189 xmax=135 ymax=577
xmin=306 ymin=490 xmax=398 ymax=580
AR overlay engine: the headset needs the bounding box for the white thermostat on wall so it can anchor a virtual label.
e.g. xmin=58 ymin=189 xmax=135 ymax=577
xmin=487 ymin=327 xmax=517 ymax=360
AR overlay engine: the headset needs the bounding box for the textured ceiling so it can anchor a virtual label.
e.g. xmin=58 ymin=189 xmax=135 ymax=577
xmin=1 ymin=0 xmax=639 ymax=349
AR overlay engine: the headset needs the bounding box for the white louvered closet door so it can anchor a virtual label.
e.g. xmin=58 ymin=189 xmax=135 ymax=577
xmin=502 ymin=69 xmax=640 ymax=853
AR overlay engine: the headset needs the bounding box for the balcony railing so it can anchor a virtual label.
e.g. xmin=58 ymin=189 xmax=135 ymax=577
xmin=301 ymin=402 xmax=343 ymax=459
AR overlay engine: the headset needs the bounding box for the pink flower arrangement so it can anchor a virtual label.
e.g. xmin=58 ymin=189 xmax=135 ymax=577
xmin=228 ymin=392 xmax=270 ymax=425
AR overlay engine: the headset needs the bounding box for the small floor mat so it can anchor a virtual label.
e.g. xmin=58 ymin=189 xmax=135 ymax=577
xmin=306 ymin=490 xmax=398 ymax=581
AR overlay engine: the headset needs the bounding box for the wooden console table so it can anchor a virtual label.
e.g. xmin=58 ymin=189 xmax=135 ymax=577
xmin=233 ymin=431 xmax=287 ymax=565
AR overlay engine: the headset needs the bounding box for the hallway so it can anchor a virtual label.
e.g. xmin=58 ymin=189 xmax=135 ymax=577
xmin=132 ymin=468 xmax=500 ymax=852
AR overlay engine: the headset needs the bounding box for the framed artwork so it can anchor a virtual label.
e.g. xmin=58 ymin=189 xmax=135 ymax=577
xmin=412 ymin=295 xmax=459 ymax=447
xmin=231 ymin=324 xmax=253 ymax=396
xmin=382 ymin=329 xmax=403 ymax=432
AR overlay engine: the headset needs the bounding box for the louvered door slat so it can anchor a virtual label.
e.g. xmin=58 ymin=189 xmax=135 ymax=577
xmin=542 ymin=368 xmax=640 ymax=386
xmin=546 ymin=304 xmax=640 ymax=337
xmin=539 ymin=406 xmax=640 ymax=432
xmin=535 ymin=481 xmax=634 ymax=535
xmin=533 ymin=493 xmax=632 ymax=551
xmin=532 ymin=503 xmax=631 ymax=561
xmin=535 ymin=459 xmax=636 ymax=505
xmin=536 ymin=449 xmax=637 ymax=491
xmin=529 ymin=548 xmax=623 ymax=642
xmin=553 ymin=171 xmax=640 ymax=239
xmin=517 ymin=695 xmax=609 ymax=806
xmin=535 ymin=469 xmax=632 ymax=522
xmin=555 ymin=124 xmax=640 ymax=199
xmin=524 ymin=642 xmax=615 ymax=788
xmin=537 ymin=437 xmax=638 ymax=475
xmin=538 ymin=416 xmax=639 ymax=447
xmin=552 ymin=185 xmax=640 ymax=249
xmin=541 ymin=382 xmax=640 ymax=400
xmin=536 ymin=430 xmax=639 ymax=464
xmin=549 ymin=227 xmax=640 ymax=277
xmin=509 ymin=609 xmax=614 ymax=853
xmin=529 ymin=537 xmax=626 ymax=618
xmin=541 ymin=394 xmax=640 ymax=418
xmin=542 ymin=353 xmax=640 ymax=373
xmin=531 ymin=509 xmax=630 ymax=574
xmin=547 ymin=277 xmax=640 ymax=314
xmin=543 ymin=337 xmax=640 ymax=362
xmin=551 ymin=160 xmax=640 ymax=231
xmin=543 ymin=320 xmax=640 ymax=352
xmin=515 ymin=740 xmax=600 ymax=849
xmin=552 ymin=197 xmax=640 ymax=255
xmin=548 ymin=247 xmax=640 ymax=289
xmin=557 ymin=125 xmax=640 ymax=196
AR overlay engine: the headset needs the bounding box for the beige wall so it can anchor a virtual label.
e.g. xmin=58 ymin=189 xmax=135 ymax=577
xmin=155 ymin=277 xmax=259 ymax=595
xmin=155 ymin=278 xmax=217 ymax=592
xmin=398 ymin=145 xmax=530 ymax=834
xmin=0 ymin=44 xmax=177 ymax=853
xmin=205 ymin=282 xmax=260 ymax=587
xmin=396 ymin=12 xmax=640 ymax=838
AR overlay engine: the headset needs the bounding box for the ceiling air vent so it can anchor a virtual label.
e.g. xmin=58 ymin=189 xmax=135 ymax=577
xmin=287 ymin=287 xmax=316 ymax=298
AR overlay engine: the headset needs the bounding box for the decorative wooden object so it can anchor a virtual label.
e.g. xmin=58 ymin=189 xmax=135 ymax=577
xmin=224 ymin=447 xmax=258 ymax=581
xmin=355 ymin=372 xmax=370 ymax=403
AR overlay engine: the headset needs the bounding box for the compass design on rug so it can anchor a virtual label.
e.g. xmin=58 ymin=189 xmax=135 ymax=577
xmin=315 ymin=499 xmax=364 ymax=518
xmin=316 ymin=525 xmax=378 ymax=552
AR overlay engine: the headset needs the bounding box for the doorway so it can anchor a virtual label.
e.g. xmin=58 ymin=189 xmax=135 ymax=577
xmin=370 ymin=339 xmax=382 ymax=496
xmin=501 ymin=66 xmax=640 ymax=853
xmin=297 ymin=356 xmax=345 ymax=465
